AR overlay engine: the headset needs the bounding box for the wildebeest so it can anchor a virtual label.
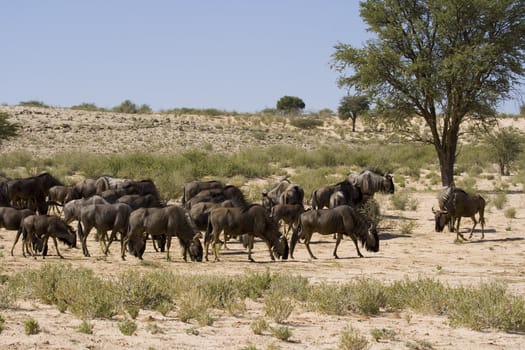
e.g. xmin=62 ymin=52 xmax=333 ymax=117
xmin=0 ymin=207 xmax=34 ymax=232
xmin=185 ymin=185 xmax=247 ymax=209
xmin=189 ymin=200 xmax=235 ymax=231
xmin=77 ymin=203 xmax=133 ymax=256
xmin=433 ymin=186 xmax=486 ymax=241
xmin=7 ymin=172 xmax=63 ymax=214
xmin=117 ymin=194 xmax=164 ymax=210
xmin=94 ymin=175 xmax=131 ymax=194
xmin=290 ymin=205 xmax=379 ymax=260
xmin=270 ymin=203 xmax=305 ymax=237
xmin=310 ymin=179 xmax=363 ymax=210
xmin=122 ymin=205 xmax=203 ymax=262
xmin=349 ymin=168 xmax=394 ymax=197
xmin=47 ymin=185 xmax=76 ymax=214
xmin=182 ymin=180 xmax=224 ymax=206
xmin=204 ymin=204 xmax=289 ymax=262
xmin=262 ymin=179 xmax=291 ymax=210
xmin=120 ymin=179 xmax=161 ymax=201
xmin=12 ymin=214 xmax=76 ymax=258
xmin=63 ymin=195 xmax=110 ymax=225
xmin=64 ymin=178 xmax=98 ymax=202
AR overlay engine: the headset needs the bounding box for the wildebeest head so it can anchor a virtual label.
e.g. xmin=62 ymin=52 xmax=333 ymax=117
xmin=366 ymin=224 xmax=380 ymax=252
xmin=432 ymin=207 xmax=450 ymax=232
xmin=53 ymin=220 xmax=77 ymax=248
xmin=383 ymin=174 xmax=395 ymax=194
xmin=128 ymin=235 xmax=147 ymax=258
xmin=187 ymin=234 xmax=203 ymax=262
xmin=272 ymin=235 xmax=289 ymax=260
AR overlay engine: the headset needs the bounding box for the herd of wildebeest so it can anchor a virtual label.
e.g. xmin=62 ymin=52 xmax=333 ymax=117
xmin=0 ymin=168 xmax=487 ymax=263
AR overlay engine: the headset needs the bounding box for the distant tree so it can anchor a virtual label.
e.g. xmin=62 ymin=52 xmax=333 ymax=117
xmin=0 ymin=112 xmax=19 ymax=144
xmin=337 ymin=95 xmax=369 ymax=132
xmin=71 ymin=103 xmax=102 ymax=112
xmin=137 ymin=104 xmax=152 ymax=114
xmin=276 ymin=96 xmax=305 ymax=115
xmin=332 ymin=0 xmax=525 ymax=186
xmin=485 ymin=127 xmax=524 ymax=175
xmin=318 ymin=108 xmax=334 ymax=117
xmin=113 ymin=100 xmax=138 ymax=114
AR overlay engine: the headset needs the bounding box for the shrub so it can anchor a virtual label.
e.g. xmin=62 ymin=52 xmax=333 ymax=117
xmin=250 ymin=317 xmax=268 ymax=335
xmin=19 ymin=100 xmax=49 ymax=108
xmin=338 ymin=325 xmax=369 ymax=350
xmin=77 ymin=320 xmax=94 ymax=334
xmin=24 ymin=317 xmax=40 ymax=335
xmin=264 ymin=291 xmax=294 ymax=323
xmin=0 ymin=315 xmax=5 ymax=334
xmin=370 ymin=327 xmax=397 ymax=342
xmin=504 ymin=207 xmax=516 ymax=218
xmin=118 ymin=318 xmax=137 ymax=336
xmin=390 ymin=191 xmax=418 ymax=211
xmin=289 ymin=117 xmax=323 ymax=129
xmin=269 ymin=325 xmax=292 ymax=341
xmin=492 ymin=192 xmax=507 ymax=210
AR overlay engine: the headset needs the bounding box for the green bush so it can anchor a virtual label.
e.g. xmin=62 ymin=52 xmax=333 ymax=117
xmin=269 ymin=325 xmax=293 ymax=341
xmin=339 ymin=325 xmax=369 ymax=350
xmin=250 ymin=317 xmax=268 ymax=335
xmin=77 ymin=320 xmax=94 ymax=334
xmin=24 ymin=317 xmax=40 ymax=335
xmin=264 ymin=291 xmax=294 ymax=323
xmin=118 ymin=318 xmax=137 ymax=335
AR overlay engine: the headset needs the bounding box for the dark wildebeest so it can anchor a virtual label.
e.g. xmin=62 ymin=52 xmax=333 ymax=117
xmin=310 ymin=179 xmax=362 ymax=210
xmin=63 ymin=195 xmax=110 ymax=225
xmin=120 ymin=179 xmax=161 ymax=201
xmin=0 ymin=179 xmax=11 ymax=207
xmin=182 ymin=180 xmax=224 ymax=206
xmin=204 ymin=204 xmax=289 ymax=262
xmin=433 ymin=186 xmax=486 ymax=241
xmin=7 ymin=172 xmax=62 ymax=214
xmin=77 ymin=203 xmax=133 ymax=257
xmin=0 ymin=207 xmax=35 ymax=253
xmin=117 ymin=194 xmax=164 ymax=210
xmin=99 ymin=188 xmax=133 ymax=203
xmin=47 ymin=185 xmax=76 ymax=214
xmin=270 ymin=203 xmax=305 ymax=237
xmin=122 ymin=205 xmax=203 ymax=262
xmin=64 ymin=178 xmax=98 ymax=202
xmin=13 ymin=214 xmax=76 ymax=259
xmin=262 ymin=179 xmax=291 ymax=210
xmin=189 ymin=200 xmax=235 ymax=232
xmin=349 ymin=169 xmax=395 ymax=198
xmin=290 ymin=205 xmax=379 ymax=260
xmin=185 ymin=185 xmax=247 ymax=209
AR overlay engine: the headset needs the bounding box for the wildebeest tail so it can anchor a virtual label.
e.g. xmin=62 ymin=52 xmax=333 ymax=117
xmin=204 ymin=217 xmax=212 ymax=245
xmin=290 ymin=219 xmax=301 ymax=258
xmin=310 ymin=190 xmax=318 ymax=209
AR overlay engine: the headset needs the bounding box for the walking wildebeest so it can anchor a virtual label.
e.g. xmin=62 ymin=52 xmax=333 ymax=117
xmin=349 ymin=168 xmax=394 ymax=197
xmin=433 ymin=186 xmax=486 ymax=241
xmin=13 ymin=214 xmax=76 ymax=259
xmin=122 ymin=205 xmax=203 ymax=262
xmin=290 ymin=205 xmax=379 ymax=260
xmin=77 ymin=203 xmax=133 ymax=257
xmin=204 ymin=204 xmax=289 ymax=262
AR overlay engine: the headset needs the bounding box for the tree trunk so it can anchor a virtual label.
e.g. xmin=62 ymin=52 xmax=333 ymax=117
xmin=436 ymin=135 xmax=458 ymax=187
xmin=351 ymin=115 xmax=357 ymax=132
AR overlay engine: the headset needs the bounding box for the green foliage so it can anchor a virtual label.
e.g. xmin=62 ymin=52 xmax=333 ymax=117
xmin=19 ymin=100 xmax=49 ymax=108
xmin=370 ymin=327 xmax=397 ymax=342
xmin=0 ymin=315 xmax=5 ymax=334
xmin=77 ymin=320 xmax=94 ymax=334
xmin=484 ymin=127 xmax=525 ymax=175
xmin=269 ymin=325 xmax=293 ymax=341
xmin=24 ymin=317 xmax=40 ymax=335
xmin=161 ymin=107 xmax=238 ymax=116
xmin=118 ymin=318 xmax=137 ymax=336
xmin=390 ymin=191 xmax=418 ymax=211
xmin=0 ymin=112 xmax=18 ymax=143
xmin=338 ymin=95 xmax=370 ymax=131
xmin=289 ymin=116 xmax=323 ymax=129
xmin=70 ymin=102 xmax=105 ymax=111
xmin=112 ymin=100 xmax=151 ymax=114
xmin=264 ymin=291 xmax=294 ymax=323
xmin=276 ymin=95 xmax=305 ymax=114
xmin=338 ymin=325 xmax=369 ymax=350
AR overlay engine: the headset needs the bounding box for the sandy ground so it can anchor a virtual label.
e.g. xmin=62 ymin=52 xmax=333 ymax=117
xmin=0 ymin=106 xmax=525 ymax=349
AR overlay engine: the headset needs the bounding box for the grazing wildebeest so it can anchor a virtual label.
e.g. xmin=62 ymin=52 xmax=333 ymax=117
xmin=7 ymin=172 xmax=62 ymax=214
xmin=117 ymin=194 xmax=164 ymax=210
xmin=77 ymin=203 xmax=133 ymax=257
xmin=433 ymin=186 xmax=486 ymax=241
xmin=310 ymin=179 xmax=362 ymax=210
xmin=122 ymin=205 xmax=203 ymax=262
xmin=204 ymin=204 xmax=289 ymax=262
xmin=185 ymin=185 xmax=247 ymax=209
xmin=270 ymin=203 xmax=305 ymax=237
xmin=182 ymin=180 xmax=224 ymax=206
xmin=349 ymin=168 xmax=394 ymax=197
xmin=290 ymin=205 xmax=379 ymax=260
xmin=13 ymin=214 xmax=76 ymax=259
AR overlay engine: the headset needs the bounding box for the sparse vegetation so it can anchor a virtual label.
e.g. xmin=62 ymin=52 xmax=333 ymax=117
xmin=77 ymin=320 xmax=94 ymax=334
xmin=118 ymin=318 xmax=137 ymax=336
xmin=338 ymin=325 xmax=369 ymax=350
xmin=24 ymin=317 xmax=40 ymax=335
xmin=269 ymin=325 xmax=292 ymax=341
xmin=251 ymin=317 xmax=269 ymax=335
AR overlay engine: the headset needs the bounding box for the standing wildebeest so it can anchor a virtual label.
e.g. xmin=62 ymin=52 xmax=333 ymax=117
xmin=290 ymin=205 xmax=379 ymax=260
xmin=1 ymin=207 xmax=35 ymax=253
xmin=7 ymin=172 xmax=62 ymax=214
xmin=311 ymin=179 xmax=363 ymax=210
xmin=189 ymin=200 xmax=235 ymax=231
xmin=77 ymin=203 xmax=133 ymax=257
xmin=13 ymin=214 xmax=76 ymax=258
xmin=122 ymin=205 xmax=203 ymax=262
xmin=120 ymin=179 xmax=161 ymax=201
xmin=64 ymin=178 xmax=98 ymax=202
xmin=63 ymin=195 xmax=110 ymax=225
xmin=433 ymin=186 xmax=486 ymax=241
xmin=270 ymin=203 xmax=305 ymax=237
xmin=117 ymin=194 xmax=164 ymax=210
xmin=204 ymin=204 xmax=289 ymax=262
xmin=182 ymin=180 xmax=224 ymax=206
xmin=262 ymin=179 xmax=291 ymax=210
xmin=94 ymin=175 xmax=131 ymax=194
xmin=349 ymin=169 xmax=394 ymax=198
xmin=47 ymin=185 xmax=76 ymax=214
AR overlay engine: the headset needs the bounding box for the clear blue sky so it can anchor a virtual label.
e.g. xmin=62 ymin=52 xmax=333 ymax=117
xmin=1 ymin=1 xmax=522 ymax=113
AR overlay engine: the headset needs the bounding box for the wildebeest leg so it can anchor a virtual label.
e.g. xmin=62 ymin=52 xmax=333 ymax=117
xmin=81 ymin=226 xmax=92 ymax=257
xmin=455 ymin=218 xmax=467 ymax=241
xmin=304 ymin=236 xmax=317 ymax=260
xmin=10 ymin=227 xmax=23 ymax=256
xmin=165 ymin=235 xmax=172 ymax=261
xmin=350 ymin=235 xmax=364 ymax=258
xmin=45 ymin=235 xmax=63 ymax=259
xmin=333 ymin=233 xmax=343 ymax=259
xmin=468 ymin=216 xmax=478 ymax=240
xmin=104 ymin=228 xmax=118 ymax=255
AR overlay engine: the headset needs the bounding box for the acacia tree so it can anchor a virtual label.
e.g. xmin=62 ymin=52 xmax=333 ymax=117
xmin=0 ymin=112 xmax=18 ymax=144
xmin=332 ymin=0 xmax=525 ymax=186
xmin=338 ymin=95 xmax=370 ymax=132
xmin=276 ymin=96 xmax=306 ymax=115
xmin=485 ymin=126 xmax=524 ymax=175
